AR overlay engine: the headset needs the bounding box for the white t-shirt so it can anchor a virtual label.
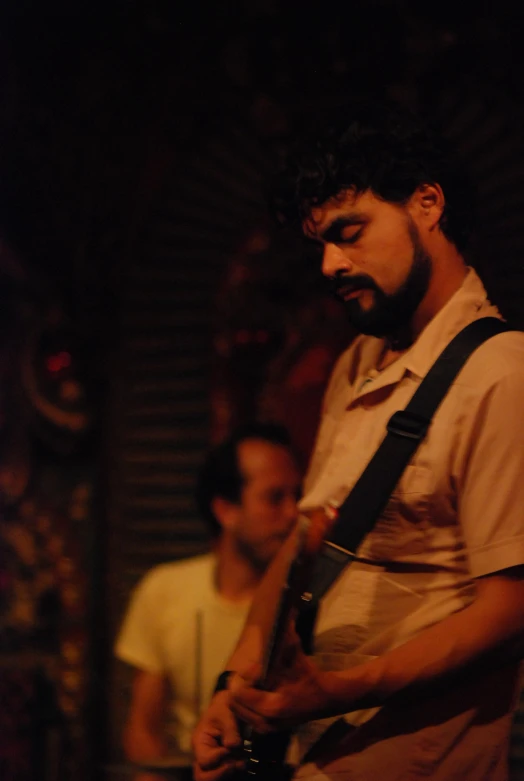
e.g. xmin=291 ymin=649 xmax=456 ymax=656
xmin=115 ymin=553 xmax=251 ymax=754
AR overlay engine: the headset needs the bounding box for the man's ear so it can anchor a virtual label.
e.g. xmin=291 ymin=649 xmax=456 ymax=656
xmin=408 ymin=183 xmax=445 ymax=231
xmin=211 ymin=496 xmax=239 ymax=532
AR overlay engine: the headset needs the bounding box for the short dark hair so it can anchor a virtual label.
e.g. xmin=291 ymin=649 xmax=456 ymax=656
xmin=195 ymin=422 xmax=293 ymax=537
xmin=270 ymin=99 xmax=475 ymax=252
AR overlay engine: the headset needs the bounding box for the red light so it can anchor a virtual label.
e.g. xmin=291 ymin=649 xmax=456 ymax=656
xmin=46 ymin=351 xmax=72 ymax=373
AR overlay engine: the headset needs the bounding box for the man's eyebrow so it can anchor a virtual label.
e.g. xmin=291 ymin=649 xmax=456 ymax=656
xmin=321 ymin=215 xmax=366 ymax=243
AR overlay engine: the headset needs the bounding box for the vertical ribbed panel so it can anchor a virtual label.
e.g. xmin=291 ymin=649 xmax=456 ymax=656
xmin=106 ymin=120 xmax=269 ymax=761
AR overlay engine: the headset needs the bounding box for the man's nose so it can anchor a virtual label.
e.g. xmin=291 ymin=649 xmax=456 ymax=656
xmin=321 ymin=243 xmax=352 ymax=278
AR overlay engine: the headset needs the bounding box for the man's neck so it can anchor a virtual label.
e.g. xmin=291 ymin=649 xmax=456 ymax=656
xmin=411 ymin=245 xmax=468 ymax=339
xmin=379 ymin=250 xmax=468 ymax=371
xmin=213 ymin=538 xmax=263 ymax=603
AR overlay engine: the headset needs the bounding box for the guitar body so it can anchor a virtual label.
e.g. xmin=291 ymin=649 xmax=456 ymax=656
xmin=238 ymin=508 xmax=335 ymax=780
xmin=240 ymin=602 xmax=319 ymax=780
xmin=242 ymin=730 xmax=294 ymax=781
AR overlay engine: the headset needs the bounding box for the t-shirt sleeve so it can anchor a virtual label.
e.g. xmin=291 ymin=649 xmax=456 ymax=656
xmin=458 ymin=362 xmax=524 ymax=577
xmin=114 ymin=570 xmax=164 ymax=673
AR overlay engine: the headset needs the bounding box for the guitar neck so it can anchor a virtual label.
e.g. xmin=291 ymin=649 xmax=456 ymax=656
xmin=258 ymin=515 xmax=311 ymax=689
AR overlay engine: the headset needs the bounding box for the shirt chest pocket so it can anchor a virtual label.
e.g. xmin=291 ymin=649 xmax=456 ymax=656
xmin=358 ymin=463 xmax=435 ymax=560
xmin=394 ymin=462 xmax=436 ymax=499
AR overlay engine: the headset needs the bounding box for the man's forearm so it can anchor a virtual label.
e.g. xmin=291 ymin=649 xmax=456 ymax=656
xmin=324 ymin=572 xmax=524 ymax=715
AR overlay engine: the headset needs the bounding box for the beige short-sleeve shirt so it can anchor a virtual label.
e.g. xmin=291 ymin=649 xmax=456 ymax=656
xmin=295 ymin=269 xmax=524 ymax=779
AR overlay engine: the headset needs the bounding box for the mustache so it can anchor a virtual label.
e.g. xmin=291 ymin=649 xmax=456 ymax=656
xmin=329 ymin=273 xmax=379 ymax=296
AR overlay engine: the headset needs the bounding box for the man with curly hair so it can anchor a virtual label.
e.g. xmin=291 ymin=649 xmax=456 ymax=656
xmin=192 ymin=100 xmax=524 ymax=781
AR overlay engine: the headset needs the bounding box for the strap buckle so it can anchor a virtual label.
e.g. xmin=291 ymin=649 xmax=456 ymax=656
xmin=387 ymin=410 xmax=429 ymax=441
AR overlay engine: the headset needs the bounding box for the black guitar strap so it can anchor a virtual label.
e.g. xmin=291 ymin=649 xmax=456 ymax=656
xmin=305 ymin=316 xmax=510 ymax=606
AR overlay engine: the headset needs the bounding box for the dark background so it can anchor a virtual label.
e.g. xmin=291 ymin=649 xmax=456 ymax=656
xmin=1 ymin=1 xmax=524 ymax=779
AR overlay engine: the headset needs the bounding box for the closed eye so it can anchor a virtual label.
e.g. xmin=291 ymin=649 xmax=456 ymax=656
xmin=339 ymin=227 xmax=364 ymax=245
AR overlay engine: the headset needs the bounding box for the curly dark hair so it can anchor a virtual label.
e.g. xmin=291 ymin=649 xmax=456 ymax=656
xmin=270 ymin=99 xmax=475 ymax=252
xmin=195 ymin=422 xmax=294 ymax=538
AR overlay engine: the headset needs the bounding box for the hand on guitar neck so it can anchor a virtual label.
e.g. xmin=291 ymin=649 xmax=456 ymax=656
xmin=192 ymin=506 xmax=338 ymax=781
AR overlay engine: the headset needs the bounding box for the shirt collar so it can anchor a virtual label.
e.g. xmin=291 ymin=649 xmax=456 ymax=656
xmin=351 ymin=268 xmax=501 ymax=401
xmin=403 ymin=267 xmax=501 ymax=379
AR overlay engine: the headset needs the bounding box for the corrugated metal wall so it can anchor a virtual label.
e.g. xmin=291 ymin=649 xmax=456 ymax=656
xmin=106 ymin=119 xmax=269 ymax=760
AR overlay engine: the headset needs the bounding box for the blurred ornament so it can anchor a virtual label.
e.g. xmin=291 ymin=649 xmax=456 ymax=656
xmin=20 ymin=311 xmax=93 ymax=456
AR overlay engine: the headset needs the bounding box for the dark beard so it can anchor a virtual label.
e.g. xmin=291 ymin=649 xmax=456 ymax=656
xmin=235 ymin=536 xmax=270 ymax=574
xmin=333 ymin=222 xmax=432 ymax=338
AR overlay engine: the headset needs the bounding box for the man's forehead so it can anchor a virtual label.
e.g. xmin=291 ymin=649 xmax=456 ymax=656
xmin=302 ymin=188 xmax=367 ymax=238
xmin=239 ymin=438 xmax=292 ymax=472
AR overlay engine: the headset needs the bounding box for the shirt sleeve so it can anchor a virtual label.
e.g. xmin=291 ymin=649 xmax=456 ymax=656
xmin=114 ymin=569 xmax=164 ymax=673
xmin=457 ymin=353 xmax=524 ymax=577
